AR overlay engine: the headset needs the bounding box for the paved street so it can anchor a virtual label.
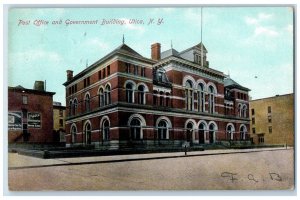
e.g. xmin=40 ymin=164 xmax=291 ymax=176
xmin=8 ymin=148 xmax=294 ymax=191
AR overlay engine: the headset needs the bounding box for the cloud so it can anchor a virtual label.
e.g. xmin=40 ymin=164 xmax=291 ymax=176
xmin=245 ymin=12 xmax=273 ymax=25
xmin=11 ymin=49 xmax=62 ymax=63
xmin=245 ymin=12 xmax=279 ymax=38
xmin=254 ymin=26 xmax=279 ymax=37
xmin=83 ymin=38 xmax=109 ymax=49
xmin=242 ymin=12 xmax=281 ymax=48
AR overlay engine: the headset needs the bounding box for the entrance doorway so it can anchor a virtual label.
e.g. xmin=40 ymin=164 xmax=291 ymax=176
xmin=198 ymin=123 xmax=205 ymax=144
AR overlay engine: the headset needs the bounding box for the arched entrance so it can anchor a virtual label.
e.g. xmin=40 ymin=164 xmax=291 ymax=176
xmin=130 ymin=118 xmax=142 ymax=140
xmin=198 ymin=123 xmax=206 ymax=144
xmin=186 ymin=122 xmax=194 ymax=143
xmin=226 ymin=124 xmax=235 ymax=141
xmin=240 ymin=125 xmax=247 ymax=140
xmin=209 ymin=123 xmax=216 ymax=144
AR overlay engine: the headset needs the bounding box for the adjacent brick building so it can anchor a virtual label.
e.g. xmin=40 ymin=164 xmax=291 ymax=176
xmin=53 ymin=101 xmax=66 ymax=143
xmin=8 ymin=81 xmax=56 ymax=144
xmin=249 ymin=94 xmax=294 ymax=146
xmin=64 ymin=41 xmax=251 ymax=149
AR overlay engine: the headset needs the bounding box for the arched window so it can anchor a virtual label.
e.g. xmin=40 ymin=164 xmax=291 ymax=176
xmin=242 ymin=105 xmax=247 ymax=118
xmin=240 ymin=125 xmax=247 ymax=140
xmin=105 ymin=85 xmax=111 ymax=105
xmin=71 ymin=124 xmax=77 ymax=144
xmin=197 ymin=83 xmax=205 ymax=112
xmin=209 ymin=123 xmax=216 ymax=144
xmin=208 ymin=85 xmax=215 ymax=114
xmin=185 ymin=80 xmax=193 ymax=111
xmin=198 ymin=123 xmax=206 ymax=144
xmin=158 ymin=120 xmax=168 ymax=140
xmin=99 ymin=88 xmax=104 ymax=107
xmin=102 ymin=119 xmax=110 ymax=141
xmin=159 ymin=91 xmax=164 ymax=106
xmin=166 ymin=93 xmax=170 ymax=107
xmin=84 ymin=122 xmax=92 ymax=145
xmin=138 ymin=85 xmax=145 ymax=104
xmin=126 ymin=83 xmax=134 ymax=103
xmin=186 ymin=122 xmax=194 ymax=142
xmin=238 ymin=104 xmax=242 ymax=117
xmin=226 ymin=124 xmax=234 ymax=141
xmin=130 ymin=118 xmax=142 ymax=140
xmin=73 ymin=99 xmax=78 ymax=116
xmin=85 ymin=93 xmax=90 ymax=112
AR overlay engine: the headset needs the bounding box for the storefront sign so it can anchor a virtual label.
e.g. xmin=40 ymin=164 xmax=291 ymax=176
xmin=8 ymin=111 xmax=22 ymax=130
xmin=28 ymin=112 xmax=41 ymax=128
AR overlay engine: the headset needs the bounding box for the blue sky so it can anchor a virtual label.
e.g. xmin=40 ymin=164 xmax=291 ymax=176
xmin=8 ymin=7 xmax=294 ymax=105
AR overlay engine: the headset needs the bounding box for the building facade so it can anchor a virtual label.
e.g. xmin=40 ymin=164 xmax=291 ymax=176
xmin=53 ymin=102 xmax=66 ymax=143
xmin=249 ymin=94 xmax=294 ymax=146
xmin=64 ymin=41 xmax=250 ymax=149
xmin=8 ymin=81 xmax=56 ymax=144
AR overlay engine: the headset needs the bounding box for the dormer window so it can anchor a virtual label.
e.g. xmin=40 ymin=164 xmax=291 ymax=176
xmin=194 ymin=54 xmax=201 ymax=64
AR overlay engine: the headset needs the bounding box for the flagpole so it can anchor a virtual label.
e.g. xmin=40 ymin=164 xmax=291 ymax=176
xmin=201 ymin=7 xmax=204 ymax=67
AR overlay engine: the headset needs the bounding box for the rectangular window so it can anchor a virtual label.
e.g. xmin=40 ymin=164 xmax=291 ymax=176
xmin=126 ymin=63 xmax=130 ymax=73
xmin=160 ymin=96 xmax=164 ymax=106
xmin=251 ymin=108 xmax=255 ymax=115
xmin=134 ymin=65 xmax=138 ymax=75
xmin=252 ymin=127 xmax=256 ymax=134
xmin=22 ymin=95 xmax=28 ymax=105
xmin=268 ymin=116 xmax=272 ymax=123
xmin=141 ymin=67 xmax=145 ymax=77
xmin=98 ymin=71 xmax=101 ymax=80
xmin=268 ymin=106 xmax=272 ymax=113
xmin=269 ymin=126 xmax=272 ymax=133
xmin=84 ymin=77 xmax=90 ymax=87
xmin=252 ymin=117 xmax=255 ymax=125
xmin=107 ymin=65 xmax=110 ymax=76
xmin=59 ymin=119 xmax=63 ymax=127
xmin=258 ymin=135 xmax=264 ymax=143
xmin=153 ymin=95 xmax=157 ymax=105
xmin=74 ymin=84 xmax=77 ymax=92
xmin=103 ymin=68 xmax=106 ymax=78
xmin=68 ymin=87 xmax=71 ymax=95
xmin=166 ymin=97 xmax=169 ymax=107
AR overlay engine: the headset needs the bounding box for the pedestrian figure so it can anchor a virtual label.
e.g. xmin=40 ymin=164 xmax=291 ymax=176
xmin=184 ymin=145 xmax=187 ymax=156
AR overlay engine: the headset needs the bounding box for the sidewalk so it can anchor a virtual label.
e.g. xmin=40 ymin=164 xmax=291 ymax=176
xmin=8 ymin=147 xmax=292 ymax=169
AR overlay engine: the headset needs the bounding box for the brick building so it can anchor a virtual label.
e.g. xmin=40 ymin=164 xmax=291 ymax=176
xmin=249 ymin=94 xmax=294 ymax=146
xmin=8 ymin=81 xmax=56 ymax=144
xmin=53 ymin=102 xmax=66 ymax=143
xmin=64 ymin=41 xmax=250 ymax=149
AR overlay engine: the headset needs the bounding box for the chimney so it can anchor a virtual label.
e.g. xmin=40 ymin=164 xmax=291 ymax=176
xmin=67 ymin=70 xmax=73 ymax=81
xmin=151 ymin=43 xmax=161 ymax=61
xmin=34 ymin=81 xmax=45 ymax=91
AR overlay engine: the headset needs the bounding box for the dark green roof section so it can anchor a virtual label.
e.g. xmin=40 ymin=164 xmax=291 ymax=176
xmin=115 ymin=43 xmax=144 ymax=57
xmin=224 ymin=77 xmax=250 ymax=91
